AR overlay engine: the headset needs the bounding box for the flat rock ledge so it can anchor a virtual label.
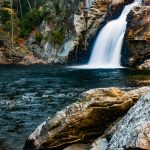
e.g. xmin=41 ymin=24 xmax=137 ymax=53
xmin=24 ymin=87 xmax=150 ymax=150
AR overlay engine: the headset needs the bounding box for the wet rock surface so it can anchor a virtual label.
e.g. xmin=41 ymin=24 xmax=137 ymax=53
xmin=24 ymin=87 xmax=150 ymax=150
xmin=142 ymin=0 xmax=150 ymax=6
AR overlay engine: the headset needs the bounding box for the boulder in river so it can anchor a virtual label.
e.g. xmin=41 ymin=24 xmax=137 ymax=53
xmin=24 ymin=87 xmax=150 ymax=150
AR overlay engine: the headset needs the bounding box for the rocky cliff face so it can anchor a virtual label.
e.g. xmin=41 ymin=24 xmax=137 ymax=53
xmin=68 ymin=0 xmax=134 ymax=64
xmin=26 ymin=0 xmax=134 ymax=64
xmin=122 ymin=6 xmax=150 ymax=67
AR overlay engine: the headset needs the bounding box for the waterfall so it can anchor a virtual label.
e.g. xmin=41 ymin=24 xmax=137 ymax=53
xmin=87 ymin=0 xmax=142 ymax=68
xmin=71 ymin=0 xmax=142 ymax=69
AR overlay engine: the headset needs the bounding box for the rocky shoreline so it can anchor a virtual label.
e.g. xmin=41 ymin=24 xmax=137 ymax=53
xmin=24 ymin=86 xmax=150 ymax=150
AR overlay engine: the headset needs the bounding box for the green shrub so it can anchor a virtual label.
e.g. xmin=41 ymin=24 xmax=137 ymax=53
xmin=0 ymin=9 xmax=11 ymax=24
xmin=20 ymin=8 xmax=44 ymax=37
xmin=50 ymin=28 xmax=64 ymax=47
xmin=35 ymin=31 xmax=42 ymax=43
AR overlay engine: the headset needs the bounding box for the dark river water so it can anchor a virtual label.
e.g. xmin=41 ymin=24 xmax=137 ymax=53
xmin=0 ymin=65 xmax=150 ymax=150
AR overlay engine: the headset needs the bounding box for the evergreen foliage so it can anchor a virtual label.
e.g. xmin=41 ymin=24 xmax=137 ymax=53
xmin=20 ymin=8 xmax=43 ymax=37
xmin=51 ymin=28 xmax=64 ymax=47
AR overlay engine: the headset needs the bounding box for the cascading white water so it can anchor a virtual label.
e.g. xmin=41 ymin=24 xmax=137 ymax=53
xmin=71 ymin=0 xmax=142 ymax=69
xmin=87 ymin=0 xmax=142 ymax=68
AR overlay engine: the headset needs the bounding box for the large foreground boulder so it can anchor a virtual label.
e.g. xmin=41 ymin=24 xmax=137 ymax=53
xmin=24 ymin=87 xmax=150 ymax=150
xmin=91 ymin=93 xmax=150 ymax=150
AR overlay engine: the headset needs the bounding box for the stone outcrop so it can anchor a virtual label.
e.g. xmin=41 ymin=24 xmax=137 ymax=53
xmin=24 ymin=87 xmax=150 ymax=150
xmin=68 ymin=1 xmax=110 ymax=64
xmin=91 ymin=92 xmax=150 ymax=150
xmin=26 ymin=0 xmax=79 ymax=64
xmin=122 ymin=6 xmax=150 ymax=67
xmin=138 ymin=59 xmax=150 ymax=70
xmin=64 ymin=143 xmax=91 ymax=150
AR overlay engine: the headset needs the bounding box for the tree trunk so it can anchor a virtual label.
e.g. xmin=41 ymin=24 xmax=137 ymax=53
xmin=18 ymin=0 xmax=22 ymax=18
xmin=10 ymin=0 xmax=14 ymax=48
xmin=26 ymin=0 xmax=32 ymax=11
xmin=34 ymin=0 xmax=37 ymax=8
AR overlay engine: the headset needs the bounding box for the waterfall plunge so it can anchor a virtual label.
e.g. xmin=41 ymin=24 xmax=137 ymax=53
xmin=72 ymin=0 xmax=141 ymax=69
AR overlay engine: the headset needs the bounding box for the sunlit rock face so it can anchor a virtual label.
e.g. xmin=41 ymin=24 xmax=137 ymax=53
xmin=122 ymin=6 xmax=150 ymax=67
xmin=24 ymin=87 xmax=150 ymax=150
xmin=26 ymin=0 xmax=80 ymax=64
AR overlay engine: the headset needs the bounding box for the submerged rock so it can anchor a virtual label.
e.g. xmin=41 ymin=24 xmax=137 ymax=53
xmin=24 ymin=87 xmax=150 ymax=150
